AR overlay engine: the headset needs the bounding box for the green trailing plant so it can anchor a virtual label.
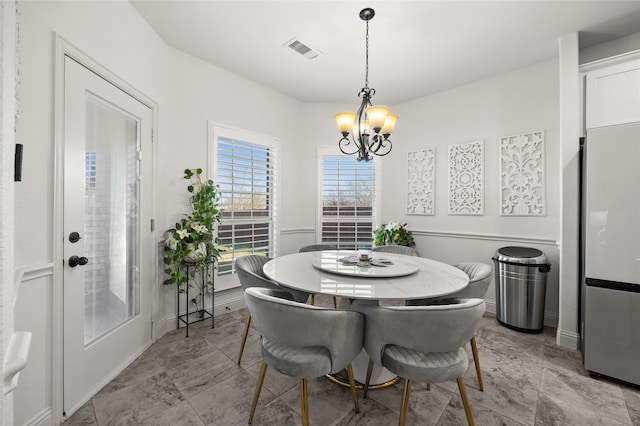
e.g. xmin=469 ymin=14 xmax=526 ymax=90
xmin=372 ymin=220 xmax=415 ymax=247
xmin=163 ymin=168 xmax=221 ymax=292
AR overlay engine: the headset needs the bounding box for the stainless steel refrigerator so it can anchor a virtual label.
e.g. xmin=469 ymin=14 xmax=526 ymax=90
xmin=580 ymin=121 xmax=640 ymax=385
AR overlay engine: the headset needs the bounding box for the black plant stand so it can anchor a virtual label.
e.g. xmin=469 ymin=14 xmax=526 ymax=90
xmin=177 ymin=260 xmax=215 ymax=337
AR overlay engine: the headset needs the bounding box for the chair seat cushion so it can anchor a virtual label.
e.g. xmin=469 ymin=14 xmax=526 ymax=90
xmin=382 ymin=345 xmax=468 ymax=383
xmin=262 ymin=338 xmax=332 ymax=378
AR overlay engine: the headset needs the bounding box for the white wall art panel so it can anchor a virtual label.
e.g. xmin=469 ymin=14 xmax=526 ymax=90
xmin=500 ymin=130 xmax=546 ymax=216
xmin=407 ymin=149 xmax=435 ymax=215
xmin=448 ymin=140 xmax=484 ymax=215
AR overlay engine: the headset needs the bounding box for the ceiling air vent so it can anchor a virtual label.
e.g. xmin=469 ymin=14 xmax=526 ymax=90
xmin=284 ymin=38 xmax=321 ymax=60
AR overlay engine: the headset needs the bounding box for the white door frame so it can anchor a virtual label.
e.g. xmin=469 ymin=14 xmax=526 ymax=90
xmin=53 ymin=35 xmax=158 ymax=423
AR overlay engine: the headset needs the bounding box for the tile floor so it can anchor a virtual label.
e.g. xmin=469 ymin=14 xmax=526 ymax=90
xmin=64 ymin=295 xmax=640 ymax=425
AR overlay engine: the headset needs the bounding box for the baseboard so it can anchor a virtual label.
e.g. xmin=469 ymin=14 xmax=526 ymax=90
xmin=555 ymin=328 xmax=580 ymax=350
xmin=24 ymin=408 xmax=53 ymax=426
xmin=155 ymin=288 xmax=245 ymax=338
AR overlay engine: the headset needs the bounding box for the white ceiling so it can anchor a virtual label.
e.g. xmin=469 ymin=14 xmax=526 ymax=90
xmin=131 ymin=1 xmax=640 ymax=104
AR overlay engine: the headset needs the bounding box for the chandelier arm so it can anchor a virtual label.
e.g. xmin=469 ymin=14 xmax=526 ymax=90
xmin=338 ymin=135 xmax=361 ymax=156
xmin=369 ymin=135 xmax=392 ymax=156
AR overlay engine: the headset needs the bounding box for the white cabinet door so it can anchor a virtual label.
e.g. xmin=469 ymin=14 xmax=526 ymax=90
xmin=586 ymin=59 xmax=640 ymax=129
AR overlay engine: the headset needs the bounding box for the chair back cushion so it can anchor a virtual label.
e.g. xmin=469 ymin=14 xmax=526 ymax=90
xmin=354 ymin=298 xmax=485 ymax=366
xmin=235 ymin=255 xmax=280 ymax=292
xmin=245 ymin=287 xmax=364 ymax=375
xmin=449 ymin=262 xmax=493 ymax=299
xmin=406 ymin=262 xmax=492 ymax=306
xmin=372 ymin=245 xmax=420 ymax=257
xmin=298 ymin=244 xmax=337 ymax=253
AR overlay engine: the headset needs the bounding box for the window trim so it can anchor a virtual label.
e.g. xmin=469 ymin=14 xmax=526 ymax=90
xmin=316 ymin=146 xmax=381 ymax=249
xmin=208 ymin=122 xmax=280 ymax=290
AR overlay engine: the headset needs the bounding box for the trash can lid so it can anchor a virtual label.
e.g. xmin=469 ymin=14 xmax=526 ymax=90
xmin=493 ymin=246 xmax=548 ymax=265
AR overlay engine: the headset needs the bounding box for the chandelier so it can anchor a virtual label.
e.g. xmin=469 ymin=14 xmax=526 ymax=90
xmin=335 ymin=8 xmax=398 ymax=162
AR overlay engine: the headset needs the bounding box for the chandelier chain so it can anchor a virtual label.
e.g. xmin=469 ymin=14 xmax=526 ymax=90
xmin=364 ymin=20 xmax=369 ymax=89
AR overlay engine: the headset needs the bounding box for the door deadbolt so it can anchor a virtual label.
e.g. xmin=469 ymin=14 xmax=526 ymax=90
xmin=68 ymin=256 xmax=89 ymax=267
xmin=69 ymin=232 xmax=81 ymax=243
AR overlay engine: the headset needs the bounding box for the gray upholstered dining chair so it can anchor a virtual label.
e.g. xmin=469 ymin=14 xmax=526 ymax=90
xmin=406 ymin=262 xmax=493 ymax=391
xmin=298 ymin=244 xmax=339 ymax=308
xmin=354 ymin=298 xmax=485 ymax=426
xmin=244 ymin=287 xmax=363 ymax=426
xmin=235 ymin=255 xmax=312 ymax=365
xmin=372 ymin=244 xmax=420 ymax=257
xmin=298 ymin=244 xmax=337 ymax=253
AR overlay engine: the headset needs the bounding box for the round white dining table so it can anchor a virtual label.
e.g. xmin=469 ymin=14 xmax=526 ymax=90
xmin=262 ymin=250 xmax=470 ymax=385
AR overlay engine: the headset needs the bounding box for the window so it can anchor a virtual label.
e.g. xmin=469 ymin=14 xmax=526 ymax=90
xmin=210 ymin=124 xmax=278 ymax=280
xmin=317 ymin=147 xmax=378 ymax=249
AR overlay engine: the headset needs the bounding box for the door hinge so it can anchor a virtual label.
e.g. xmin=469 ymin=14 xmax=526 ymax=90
xmin=151 ymin=218 xmax=155 ymax=232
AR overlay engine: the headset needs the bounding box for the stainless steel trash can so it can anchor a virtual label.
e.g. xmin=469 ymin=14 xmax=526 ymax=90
xmin=492 ymin=246 xmax=551 ymax=332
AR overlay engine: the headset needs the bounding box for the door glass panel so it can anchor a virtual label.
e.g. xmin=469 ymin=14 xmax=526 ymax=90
xmin=84 ymin=93 xmax=140 ymax=345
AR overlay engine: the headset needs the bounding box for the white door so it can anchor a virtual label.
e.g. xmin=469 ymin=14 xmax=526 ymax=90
xmin=63 ymin=56 xmax=153 ymax=415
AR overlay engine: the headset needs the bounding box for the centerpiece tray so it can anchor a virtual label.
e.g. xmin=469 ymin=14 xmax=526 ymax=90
xmin=312 ymin=254 xmax=418 ymax=278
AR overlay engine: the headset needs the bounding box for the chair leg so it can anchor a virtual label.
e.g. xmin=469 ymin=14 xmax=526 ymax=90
xmin=237 ymin=314 xmax=252 ymax=365
xmin=470 ymin=335 xmax=484 ymax=391
xmin=249 ymin=362 xmax=268 ymax=424
xmin=346 ymin=363 xmax=359 ymax=413
xmin=456 ymin=377 xmax=475 ymax=426
xmin=310 ymin=294 xmax=315 ymax=305
xmin=332 ymin=296 xmax=338 ymax=309
xmin=399 ymin=378 xmax=411 ymax=426
xmin=363 ymin=359 xmax=374 ymax=399
xmin=300 ymin=378 xmax=309 ymax=426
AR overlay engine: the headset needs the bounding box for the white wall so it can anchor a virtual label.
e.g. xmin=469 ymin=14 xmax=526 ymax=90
xmin=15 ymin=2 xmax=169 ymax=424
xmin=158 ymin=48 xmax=305 ymax=332
xmin=1 ymin=2 xmax=18 ymax=424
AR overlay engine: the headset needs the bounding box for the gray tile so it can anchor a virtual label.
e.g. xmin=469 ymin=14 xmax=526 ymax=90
xmin=62 ymin=400 xmax=97 ymax=425
xmin=92 ymin=372 xmax=185 ymax=425
xmin=140 ymin=400 xmax=205 ymax=425
xmin=622 ymin=386 xmax=640 ymax=426
xmin=479 ymin=325 xmax=545 ymax=366
xmin=244 ymin=362 xmax=298 ymax=397
xmin=166 ymin=347 xmax=242 ymax=398
xmin=200 ymin=315 xmax=257 ymax=351
xmin=540 ymin=366 xmax=632 ymax=424
xmin=464 ymin=363 xmax=540 ymax=425
xmin=542 ymin=341 xmax=589 ymax=377
xmin=98 ymin=350 xmax=163 ymax=395
xmin=233 ymin=397 xmax=301 ymax=426
xmin=218 ymin=331 xmax=263 ymax=368
xmin=367 ymin=379 xmax=453 ymax=426
xmin=150 ymin=333 xmax=215 ymax=370
xmin=72 ymin=308 xmax=636 ymax=425
xmin=279 ymin=376 xmax=365 ymax=425
xmin=535 ymin=393 xmax=631 ymax=426
xmin=438 ymin=396 xmax=525 ymax=426
xmin=475 ymin=337 xmax=543 ymax=390
xmin=334 ymin=396 xmax=401 ymax=425
xmin=189 ymin=370 xmax=277 ymax=425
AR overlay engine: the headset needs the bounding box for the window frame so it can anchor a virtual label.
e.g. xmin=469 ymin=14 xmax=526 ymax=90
xmin=208 ymin=122 xmax=280 ymax=290
xmin=316 ymin=146 xmax=381 ymax=250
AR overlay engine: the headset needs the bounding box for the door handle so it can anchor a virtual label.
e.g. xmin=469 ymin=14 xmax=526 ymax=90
xmin=68 ymin=256 xmax=89 ymax=267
